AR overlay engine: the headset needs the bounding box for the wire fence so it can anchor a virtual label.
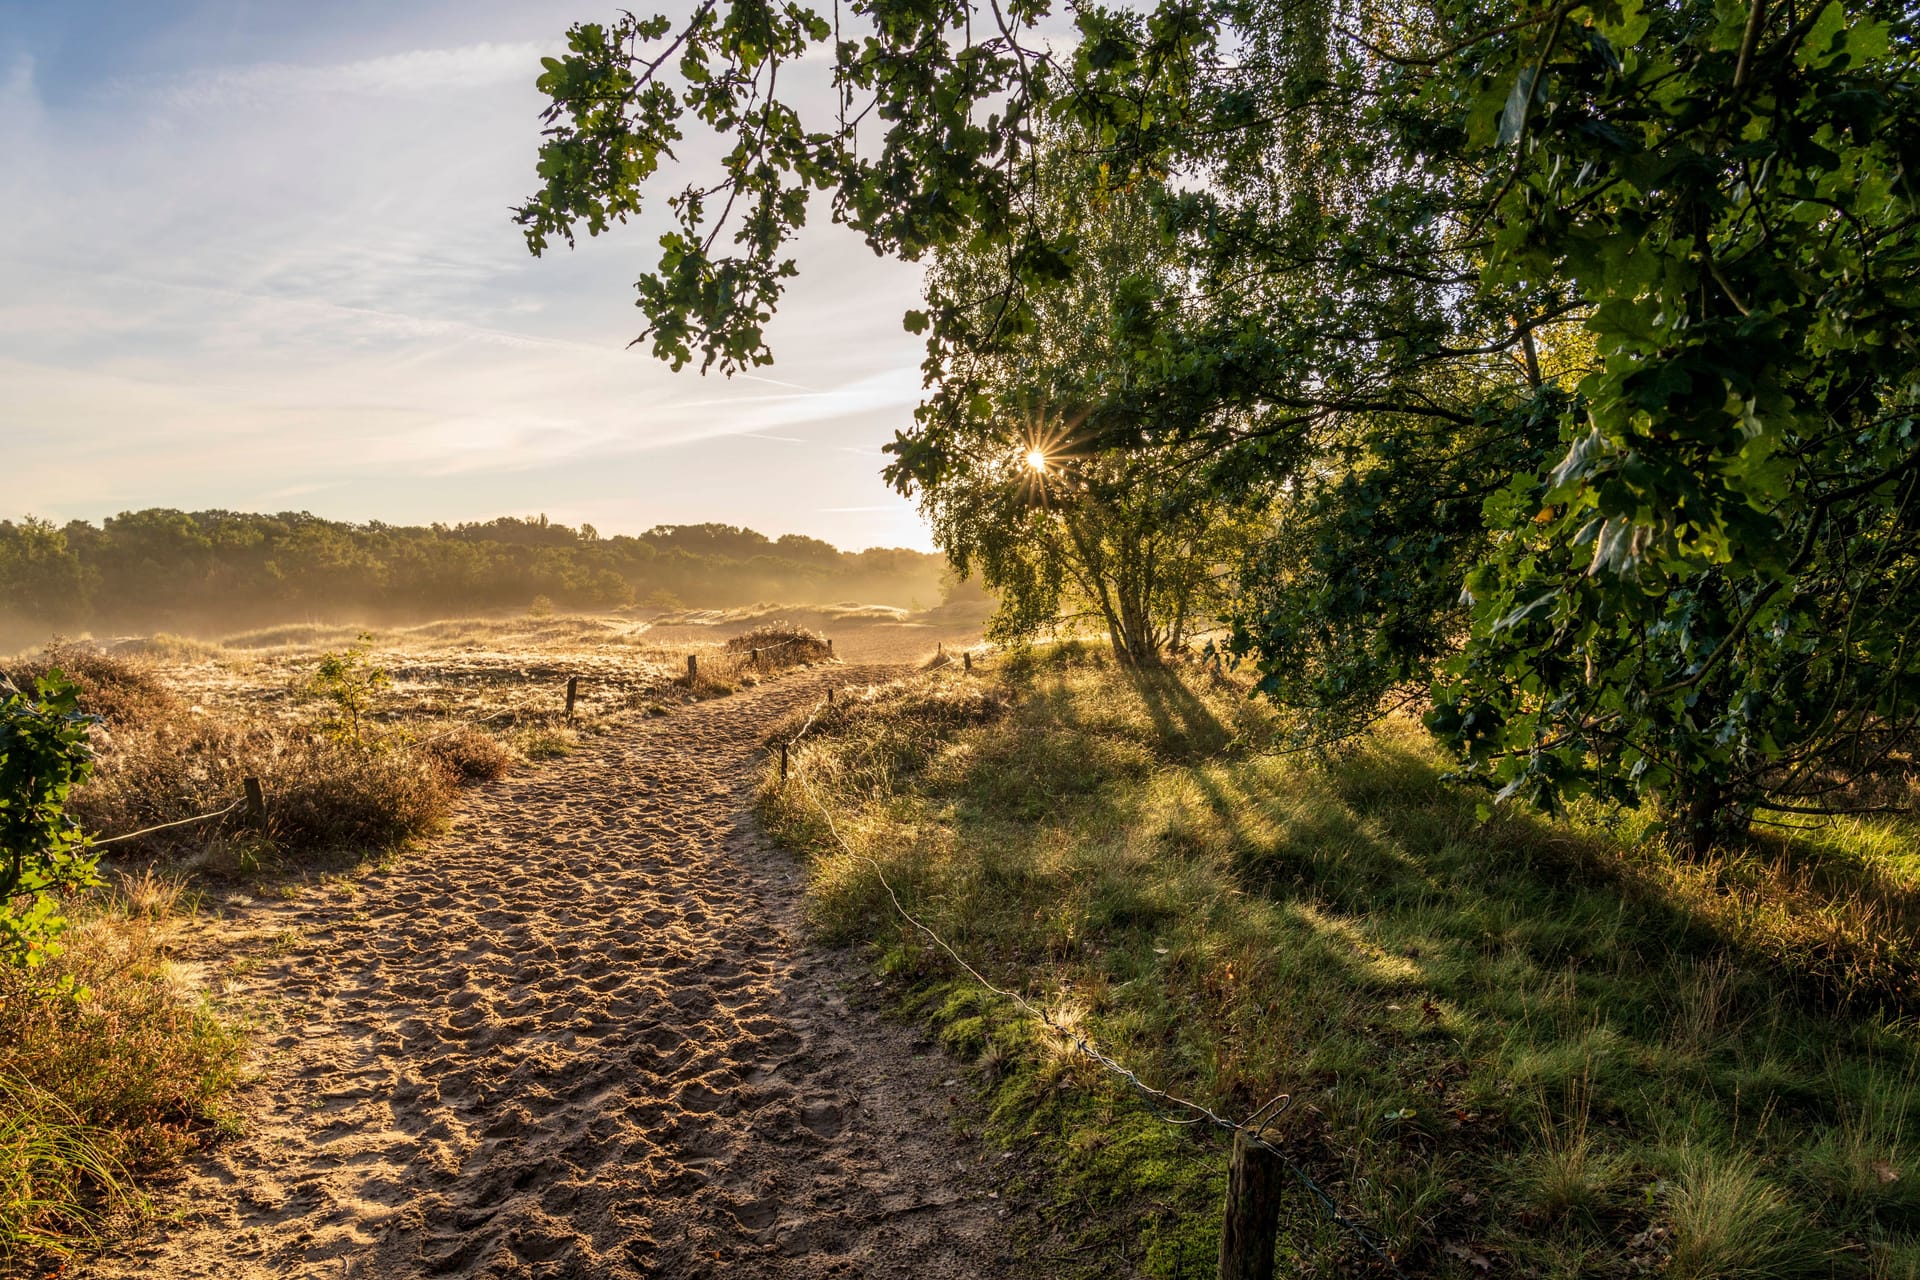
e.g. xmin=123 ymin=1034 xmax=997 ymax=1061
xmin=91 ymin=798 xmax=247 ymax=848
xmin=780 ymin=688 xmax=1408 ymax=1277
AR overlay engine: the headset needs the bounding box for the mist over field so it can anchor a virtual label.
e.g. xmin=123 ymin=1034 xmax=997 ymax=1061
xmin=0 ymin=509 xmax=961 ymax=652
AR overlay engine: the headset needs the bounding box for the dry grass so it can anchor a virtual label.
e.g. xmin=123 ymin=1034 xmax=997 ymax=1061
xmin=509 ymin=724 xmax=579 ymax=761
xmin=0 ymin=876 xmax=244 ymax=1265
xmin=417 ymin=724 xmax=514 ymax=782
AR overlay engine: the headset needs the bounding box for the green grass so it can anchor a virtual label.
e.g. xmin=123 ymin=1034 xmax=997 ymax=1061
xmin=762 ymin=651 xmax=1920 ymax=1278
xmin=510 ymin=724 xmax=580 ymax=760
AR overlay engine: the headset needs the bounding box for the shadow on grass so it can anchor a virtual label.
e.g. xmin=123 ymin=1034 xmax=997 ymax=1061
xmin=1121 ymin=666 xmax=1231 ymax=760
xmin=769 ymin=657 xmax=1920 ymax=1279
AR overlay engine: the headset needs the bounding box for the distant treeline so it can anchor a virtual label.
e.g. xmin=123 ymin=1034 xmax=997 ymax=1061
xmin=0 ymin=510 xmax=949 ymax=639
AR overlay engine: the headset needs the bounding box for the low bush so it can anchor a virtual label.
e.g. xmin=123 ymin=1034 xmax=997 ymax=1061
xmin=725 ymin=622 xmax=832 ymax=670
xmin=64 ymin=708 xmax=453 ymax=868
xmin=418 ymin=725 xmax=513 ymax=782
xmin=3 ymin=646 xmax=181 ymax=729
xmin=265 ymin=742 xmax=452 ymax=852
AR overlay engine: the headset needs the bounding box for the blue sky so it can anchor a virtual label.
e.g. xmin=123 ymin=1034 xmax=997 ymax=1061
xmin=0 ymin=0 xmax=934 ymax=549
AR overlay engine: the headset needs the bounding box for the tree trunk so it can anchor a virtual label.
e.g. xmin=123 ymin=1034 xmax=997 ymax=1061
xmin=1671 ymin=777 xmax=1743 ymax=857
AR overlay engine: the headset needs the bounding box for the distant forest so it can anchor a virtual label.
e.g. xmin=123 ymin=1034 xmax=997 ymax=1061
xmin=0 ymin=510 xmax=951 ymax=639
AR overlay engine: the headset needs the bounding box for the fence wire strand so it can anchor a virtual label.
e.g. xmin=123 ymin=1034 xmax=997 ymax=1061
xmin=92 ymin=798 xmax=245 ymax=847
xmin=783 ymin=693 xmax=1408 ymax=1277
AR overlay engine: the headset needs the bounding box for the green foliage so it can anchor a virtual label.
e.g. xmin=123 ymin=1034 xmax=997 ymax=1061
xmin=906 ymin=134 xmax=1273 ymax=663
xmin=521 ymin=0 xmax=1920 ymax=838
xmin=303 ymin=635 xmax=391 ymax=747
xmin=0 ymin=674 xmax=99 ymax=969
xmin=1428 ymin=0 xmax=1920 ymax=845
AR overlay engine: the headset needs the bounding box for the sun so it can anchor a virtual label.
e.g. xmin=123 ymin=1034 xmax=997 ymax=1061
xmin=1024 ymin=448 xmax=1049 ymax=474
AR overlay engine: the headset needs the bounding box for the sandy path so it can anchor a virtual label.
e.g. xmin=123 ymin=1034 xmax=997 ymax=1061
xmin=84 ymin=665 xmax=1028 ymax=1280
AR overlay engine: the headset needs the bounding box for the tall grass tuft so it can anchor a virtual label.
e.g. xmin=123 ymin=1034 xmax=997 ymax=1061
xmin=0 ymin=1070 xmax=127 ymax=1258
xmin=1663 ymin=1148 xmax=1827 ymax=1279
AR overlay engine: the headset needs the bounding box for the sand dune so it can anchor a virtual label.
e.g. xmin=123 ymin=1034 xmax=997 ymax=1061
xmin=83 ymin=665 xmax=1027 ymax=1279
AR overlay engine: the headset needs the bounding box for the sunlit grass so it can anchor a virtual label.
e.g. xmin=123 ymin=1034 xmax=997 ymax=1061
xmin=762 ymin=649 xmax=1920 ymax=1277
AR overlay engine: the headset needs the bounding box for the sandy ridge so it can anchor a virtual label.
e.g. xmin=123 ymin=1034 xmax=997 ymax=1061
xmin=81 ymin=665 xmax=1028 ymax=1280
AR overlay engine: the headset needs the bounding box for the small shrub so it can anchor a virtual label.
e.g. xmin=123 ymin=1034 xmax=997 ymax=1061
xmin=725 ymin=623 xmax=832 ymax=669
xmin=261 ymin=741 xmax=451 ymax=851
xmin=527 ymin=594 xmax=556 ymax=618
xmin=418 ymin=725 xmax=512 ymax=782
xmin=301 ymin=635 xmax=390 ymax=746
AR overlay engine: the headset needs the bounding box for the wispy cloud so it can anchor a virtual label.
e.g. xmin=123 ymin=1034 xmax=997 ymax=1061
xmin=139 ymin=41 xmax=550 ymax=108
xmin=0 ymin=5 xmax=935 ymax=550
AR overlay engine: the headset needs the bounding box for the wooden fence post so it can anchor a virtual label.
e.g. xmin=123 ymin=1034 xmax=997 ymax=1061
xmin=242 ymin=776 xmax=266 ymax=828
xmin=565 ymin=676 xmax=578 ymax=722
xmin=963 ymin=651 xmax=972 ymax=672
xmin=827 ymin=638 xmax=833 ymax=656
xmin=687 ymin=654 xmax=698 ymax=680
xmin=780 ymin=741 xmax=790 ymax=783
xmin=827 ymin=687 xmax=835 ymax=706
xmin=1218 ymin=1131 xmax=1284 ymax=1280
